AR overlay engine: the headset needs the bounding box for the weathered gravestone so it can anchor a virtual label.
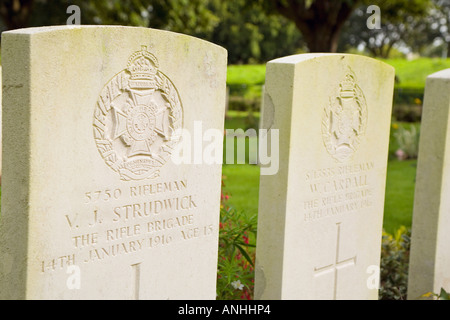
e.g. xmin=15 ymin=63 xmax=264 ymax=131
xmin=0 ymin=26 xmax=227 ymax=299
xmin=255 ymin=54 xmax=395 ymax=300
xmin=408 ymin=69 xmax=450 ymax=299
xmin=0 ymin=66 xmax=2 ymax=181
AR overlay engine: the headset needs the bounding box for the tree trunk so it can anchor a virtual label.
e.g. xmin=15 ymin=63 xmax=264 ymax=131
xmin=447 ymin=41 xmax=450 ymax=59
xmin=296 ymin=20 xmax=344 ymax=52
xmin=271 ymin=0 xmax=358 ymax=53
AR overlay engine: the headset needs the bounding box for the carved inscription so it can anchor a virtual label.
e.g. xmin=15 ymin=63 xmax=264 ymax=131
xmin=322 ymin=69 xmax=368 ymax=163
xmin=303 ymin=162 xmax=375 ymax=222
xmin=40 ymin=179 xmax=214 ymax=273
xmin=93 ymin=46 xmax=183 ymax=181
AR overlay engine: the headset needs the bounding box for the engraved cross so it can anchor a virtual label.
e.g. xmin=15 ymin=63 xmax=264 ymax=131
xmin=313 ymin=223 xmax=357 ymax=300
xmin=131 ymin=262 xmax=142 ymax=300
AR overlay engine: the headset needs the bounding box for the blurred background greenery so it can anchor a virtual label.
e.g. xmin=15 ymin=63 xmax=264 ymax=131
xmin=1 ymin=1 xmax=449 ymax=63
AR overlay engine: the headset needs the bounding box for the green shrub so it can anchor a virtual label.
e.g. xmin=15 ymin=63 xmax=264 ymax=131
xmin=228 ymin=95 xmax=261 ymax=113
xmin=379 ymin=226 xmax=411 ymax=300
xmin=393 ymin=87 xmax=424 ymax=108
xmin=216 ymin=182 xmax=257 ymax=300
xmin=393 ymin=124 xmax=420 ymax=160
xmin=392 ymin=104 xmax=422 ymax=123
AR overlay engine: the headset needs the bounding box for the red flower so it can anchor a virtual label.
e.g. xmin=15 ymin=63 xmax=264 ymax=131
xmin=240 ymin=290 xmax=252 ymax=300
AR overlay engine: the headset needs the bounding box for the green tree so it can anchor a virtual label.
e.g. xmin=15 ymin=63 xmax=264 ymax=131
xmin=206 ymin=1 xmax=303 ymax=64
xmin=256 ymin=0 xmax=434 ymax=54
xmin=82 ymin=0 xmax=221 ymax=37
xmin=0 ymin=0 xmax=303 ymax=63
xmin=340 ymin=0 xmax=434 ymax=58
xmin=80 ymin=0 xmax=151 ymax=26
xmin=0 ymin=0 xmax=221 ymax=36
xmin=433 ymin=0 xmax=450 ymax=56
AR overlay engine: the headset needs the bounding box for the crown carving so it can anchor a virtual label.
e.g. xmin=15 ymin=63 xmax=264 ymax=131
xmin=339 ymin=74 xmax=357 ymax=98
xmin=127 ymin=46 xmax=159 ymax=81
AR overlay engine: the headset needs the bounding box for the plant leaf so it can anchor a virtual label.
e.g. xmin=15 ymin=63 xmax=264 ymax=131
xmin=305 ymin=0 xmax=315 ymax=9
xmin=235 ymin=243 xmax=255 ymax=267
xmin=439 ymin=288 xmax=450 ymax=300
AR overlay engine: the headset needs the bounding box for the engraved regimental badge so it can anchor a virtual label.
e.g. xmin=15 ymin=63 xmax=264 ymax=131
xmin=322 ymin=70 xmax=368 ymax=163
xmin=93 ymin=46 xmax=183 ymax=181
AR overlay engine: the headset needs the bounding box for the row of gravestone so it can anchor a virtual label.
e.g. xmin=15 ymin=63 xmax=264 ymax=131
xmin=0 ymin=26 xmax=448 ymax=300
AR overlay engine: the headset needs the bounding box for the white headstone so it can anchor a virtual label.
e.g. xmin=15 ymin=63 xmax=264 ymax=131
xmin=408 ymin=69 xmax=450 ymax=299
xmin=0 ymin=26 xmax=227 ymax=300
xmin=255 ymin=54 xmax=395 ymax=300
xmin=0 ymin=66 xmax=2 ymax=181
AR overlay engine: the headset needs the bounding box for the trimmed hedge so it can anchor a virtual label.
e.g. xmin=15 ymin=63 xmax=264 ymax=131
xmin=227 ymin=85 xmax=424 ymax=122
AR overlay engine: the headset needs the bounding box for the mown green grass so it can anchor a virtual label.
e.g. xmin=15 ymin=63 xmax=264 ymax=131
xmin=222 ymin=164 xmax=260 ymax=216
xmin=381 ymin=58 xmax=450 ymax=89
xmin=383 ymin=160 xmax=417 ymax=234
xmin=227 ymin=58 xmax=450 ymax=92
xmin=227 ymin=65 xmax=266 ymax=86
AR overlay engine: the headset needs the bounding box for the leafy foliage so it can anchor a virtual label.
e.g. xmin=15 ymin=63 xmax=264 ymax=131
xmin=438 ymin=288 xmax=450 ymax=300
xmin=205 ymin=1 xmax=303 ymax=64
xmin=379 ymin=226 xmax=411 ymax=300
xmin=1 ymin=0 xmax=447 ymax=59
xmin=393 ymin=124 xmax=420 ymax=160
xmin=80 ymin=0 xmax=221 ymax=35
xmin=216 ymin=180 xmax=257 ymax=300
xmin=422 ymin=288 xmax=450 ymax=300
xmin=341 ymin=0 xmax=434 ymax=58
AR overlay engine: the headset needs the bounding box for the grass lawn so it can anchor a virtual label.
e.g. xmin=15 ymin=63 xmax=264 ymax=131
xmin=227 ymin=58 xmax=450 ymax=92
xmin=227 ymin=65 xmax=266 ymax=86
xmin=381 ymin=58 xmax=450 ymax=89
xmin=383 ymin=160 xmax=417 ymax=234
xmin=222 ymin=164 xmax=260 ymax=216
